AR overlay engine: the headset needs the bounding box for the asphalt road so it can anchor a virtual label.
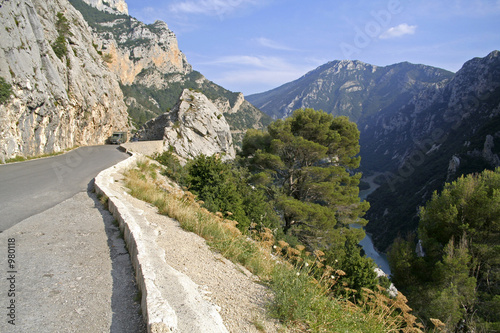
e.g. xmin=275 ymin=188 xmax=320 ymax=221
xmin=0 ymin=145 xmax=129 ymax=232
xmin=0 ymin=145 xmax=145 ymax=332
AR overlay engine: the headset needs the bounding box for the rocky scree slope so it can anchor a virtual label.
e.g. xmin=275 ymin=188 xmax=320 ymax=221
xmin=69 ymin=0 xmax=270 ymax=145
xmin=0 ymin=0 xmax=129 ymax=162
xmin=135 ymin=89 xmax=236 ymax=162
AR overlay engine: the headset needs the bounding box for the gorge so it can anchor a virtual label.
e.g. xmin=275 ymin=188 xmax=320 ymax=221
xmin=248 ymin=51 xmax=500 ymax=253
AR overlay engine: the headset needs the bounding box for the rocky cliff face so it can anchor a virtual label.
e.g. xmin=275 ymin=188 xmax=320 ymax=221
xmin=136 ymin=89 xmax=236 ymax=161
xmin=81 ymin=0 xmax=128 ymax=14
xmin=0 ymin=0 xmax=129 ymax=162
xmin=359 ymin=51 xmax=500 ymax=173
xmin=95 ymin=18 xmax=191 ymax=86
xmin=68 ymin=0 xmax=270 ymax=143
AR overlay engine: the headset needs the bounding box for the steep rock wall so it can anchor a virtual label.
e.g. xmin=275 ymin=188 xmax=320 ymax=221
xmin=97 ymin=19 xmax=191 ymax=86
xmin=0 ymin=0 xmax=129 ymax=162
xmin=81 ymin=0 xmax=128 ymax=14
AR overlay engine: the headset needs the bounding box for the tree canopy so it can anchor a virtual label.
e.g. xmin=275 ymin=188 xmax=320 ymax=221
xmin=157 ymin=109 xmax=380 ymax=301
xmin=389 ymin=168 xmax=500 ymax=331
xmin=241 ymin=108 xmax=369 ymax=250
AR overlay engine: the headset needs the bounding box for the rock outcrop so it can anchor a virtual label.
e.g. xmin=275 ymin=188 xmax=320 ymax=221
xmin=0 ymin=0 xmax=129 ymax=162
xmin=136 ymin=89 xmax=236 ymax=161
xmin=95 ymin=19 xmax=191 ymax=86
xmin=81 ymin=0 xmax=128 ymax=15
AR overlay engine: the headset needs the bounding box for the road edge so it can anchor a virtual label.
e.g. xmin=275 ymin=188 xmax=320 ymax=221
xmin=94 ymin=153 xmax=178 ymax=333
xmin=94 ymin=152 xmax=230 ymax=333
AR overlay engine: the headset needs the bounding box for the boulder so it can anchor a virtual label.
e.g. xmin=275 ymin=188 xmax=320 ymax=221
xmin=136 ymin=89 xmax=236 ymax=162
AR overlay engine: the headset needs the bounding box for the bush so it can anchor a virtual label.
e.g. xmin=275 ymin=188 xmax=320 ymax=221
xmin=185 ymin=155 xmax=250 ymax=228
xmin=153 ymin=150 xmax=186 ymax=183
xmin=102 ymin=53 xmax=113 ymax=63
xmin=52 ymin=12 xmax=70 ymax=59
xmin=0 ymin=77 xmax=12 ymax=105
xmin=52 ymin=35 xmax=67 ymax=59
xmin=184 ymin=154 xmax=281 ymax=232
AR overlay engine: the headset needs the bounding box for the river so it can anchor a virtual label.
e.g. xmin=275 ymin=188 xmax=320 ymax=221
xmin=354 ymin=174 xmax=392 ymax=276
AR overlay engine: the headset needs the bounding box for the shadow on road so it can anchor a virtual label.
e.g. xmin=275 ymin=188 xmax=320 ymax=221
xmin=87 ymin=180 xmax=147 ymax=333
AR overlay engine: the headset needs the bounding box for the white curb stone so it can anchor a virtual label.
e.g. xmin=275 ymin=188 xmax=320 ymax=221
xmin=94 ymin=153 xmax=229 ymax=333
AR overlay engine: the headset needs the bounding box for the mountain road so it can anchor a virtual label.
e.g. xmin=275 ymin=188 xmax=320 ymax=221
xmin=0 ymin=145 xmax=146 ymax=332
xmin=0 ymin=145 xmax=128 ymax=231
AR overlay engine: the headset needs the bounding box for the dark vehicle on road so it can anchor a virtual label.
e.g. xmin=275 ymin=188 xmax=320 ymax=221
xmin=108 ymin=132 xmax=128 ymax=144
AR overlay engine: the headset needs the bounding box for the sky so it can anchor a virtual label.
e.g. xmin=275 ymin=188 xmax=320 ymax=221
xmin=124 ymin=0 xmax=500 ymax=96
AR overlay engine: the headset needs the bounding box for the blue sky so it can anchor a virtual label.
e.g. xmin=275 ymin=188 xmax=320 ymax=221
xmin=125 ymin=0 xmax=500 ymax=95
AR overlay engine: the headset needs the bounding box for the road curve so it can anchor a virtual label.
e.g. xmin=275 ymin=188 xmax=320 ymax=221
xmin=0 ymin=145 xmax=129 ymax=232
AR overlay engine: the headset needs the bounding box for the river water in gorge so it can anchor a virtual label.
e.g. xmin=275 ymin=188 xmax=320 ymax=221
xmin=354 ymin=174 xmax=392 ymax=275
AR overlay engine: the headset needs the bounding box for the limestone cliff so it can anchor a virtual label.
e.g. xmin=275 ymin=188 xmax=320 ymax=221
xmin=0 ymin=0 xmax=129 ymax=162
xmin=95 ymin=18 xmax=191 ymax=86
xmin=68 ymin=0 xmax=271 ymax=143
xmin=136 ymin=89 xmax=236 ymax=162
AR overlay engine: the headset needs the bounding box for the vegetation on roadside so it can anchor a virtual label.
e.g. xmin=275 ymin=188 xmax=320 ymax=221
xmin=125 ymin=157 xmax=424 ymax=332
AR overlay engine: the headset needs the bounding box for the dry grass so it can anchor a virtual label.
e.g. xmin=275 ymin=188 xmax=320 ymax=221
xmin=124 ymin=159 xmax=275 ymax=278
xmin=124 ymin=158 xmax=425 ymax=332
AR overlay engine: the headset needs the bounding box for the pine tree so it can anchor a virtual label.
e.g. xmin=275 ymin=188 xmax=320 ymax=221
xmin=242 ymin=108 xmax=369 ymax=249
xmin=391 ymin=168 xmax=500 ymax=331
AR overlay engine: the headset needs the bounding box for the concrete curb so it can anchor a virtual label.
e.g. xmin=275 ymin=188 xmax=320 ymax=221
xmin=94 ymin=153 xmax=229 ymax=333
xmin=94 ymin=154 xmax=177 ymax=333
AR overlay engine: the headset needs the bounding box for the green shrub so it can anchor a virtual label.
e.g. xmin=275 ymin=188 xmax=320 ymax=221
xmin=0 ymin=77 xmax=12 ymax=105
xmin=52 ymin=35 xmax=67 ymax=59
xmin=185 ymin=155 xmax=250 ymax=228
xmin=102 ymin=53 xmax=113 ymax=63
xmin=52 ymin=12 xmax=70 ymax=59
xmin=183 ymin=154 xmax=281 ymax=232
xmin=153 ymin=150 xmax=186 ymax=183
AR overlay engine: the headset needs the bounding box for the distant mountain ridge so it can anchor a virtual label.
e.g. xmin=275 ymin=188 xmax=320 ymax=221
xmin=248 ymin=51 xmax=500 ymax=252
xmin=247 ymin=60 xmax=453 ymax=123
